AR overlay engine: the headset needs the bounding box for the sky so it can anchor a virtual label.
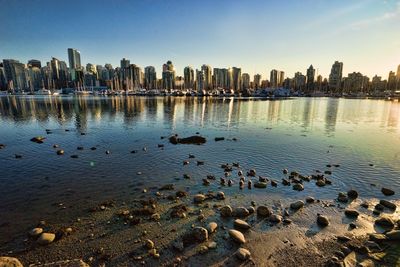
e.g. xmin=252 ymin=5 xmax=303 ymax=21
xmin=0 ymin=0 xmax=399 ymax=80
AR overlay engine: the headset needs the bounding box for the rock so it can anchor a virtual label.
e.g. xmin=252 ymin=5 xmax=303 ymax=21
xmin=172 ymin=240 xmax=184 ymax=252
xmin=105 ymin=150 xmax=110 ymax=154
xmin=30 ymin=136 xmax=46 ymax=143
xmin=0 ymin=257 xmax=23 ymax=267
xmin=37 ymin=232 xmax=55 ymax=245
xmin=375 ymin=203 xmax=384 ymax=211
xmin=160 ymin=184 xmax=174 ymax=190
xmin=176 ymin=190 xmax=188 ymax=198
xmin=192 ymin=227 xmax=208 ymax=242
xmin=216 ymin=191 xmax=225 ymax=200
xmin=290 ymin=200 xmax=304 ymax=210
xmin=247 ymin=169 xmax=256 ymax=177
xmin=360 ymin=201 xmax=369 ymax=208
xmin=343 ymin=252 xmax=357 ymax=267
xmin=381 ymin=187 xmax=395 ymax=196
xmin=145 ymin=239 xmax=154 ymax=249
xmin=385 ymin=230 xmax=400 ymax=240
xmin=228 ymin=229 xmax=246 ymax=244
xmin=193 ymin=194 xmax=206 ymax=203
xmin=369 ymin=233 xmax=387 ymax=242
xmin=29 ymin=227 xmax=43 ymax=237
xmin=344 ymin=209 xmax=360 ymax=218
xmin=214 ymin=137 xmax=225 ymax=141
xmin=70 ymin=155 xmax=79 ymax=158
xmin=207 ymin=241 xmax=217 ymax=249
xmin=271 ymin=180 xmax=277 ymax=187
xmin=56 ymin=149 xmax=64 ymax=155
xmin=292 ymin=183 xmax=304 ymax=191
xmin=316 ymin=180 xmax=326 ymax=187
xmin=254 ymin=181 xmax=267 ymax=188
xmin=151 ymin=213 xmax=161 ymax=221
xmin=347 ymin=189 xmax=359 ymax=199
xmin=233 ymin=207 xmax=250 ymax=217
xmin=170 ymin=204 xmax=188 ymax=218
xmin=283 ymin=219 xmax=292 ymax=224
xmin=234 ymin=219 xmax=251 ymax=230
xmin=169 ymin=135 xmax=207 ymax=145
xmin=208 ymin=222 xmax=218 ymax=233
xmin=220 ymin=205 xmax=233 ymax=217
xmin=282 ymin=178 xmax=290 ymax=186
xmin=283 ymin=169 xmax=288 ymax=174
xmin=269 ymin=214 xmax=283 ymax=223
xmin=337 ymin=235 xmax=351 ymax=242
xmin=235 ymin=248 xmax=251 ymax=261
xmin=379 ymin=199 xmax=396 ymax=210
xmin=306 ymin=197 xmax=315 ymax=203
xmin=317 ymin=214 xmax=329 ymax=227
xmin=257 ymin=206 xmax=271 ymax=217
xmin=375 ymin=216 xmax=395 ymax=228
xmin=247 ymin=206 xmax=255 ymax=214
xmin=337 ymin=192 xmax=348 ymax=203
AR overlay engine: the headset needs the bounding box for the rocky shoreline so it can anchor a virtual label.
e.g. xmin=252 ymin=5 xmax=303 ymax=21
xmin=1 ymin=135 xmax=399 ymax=266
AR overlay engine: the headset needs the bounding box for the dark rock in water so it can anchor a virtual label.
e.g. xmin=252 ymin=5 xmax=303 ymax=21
xmin=271 ymin=180 xmax=278 ymax=187
xmin=317 ymin=214 xmax=329 ymax=227
xmin=258 ymin=176 xmax=268 ymax=182
xmin=176 ymin=190 xmax=188 ymax=198
xmin=324 ymin=170 xmax=332 ymax=175
xmin=254 ymin=181 xmax=267 ymax=188
xmin=70 ymin=155 xmax=79 ymax=159
xmin=347 ymin=189 xmax=358 ymax=199
xmin=160 ymin=184 xmax=174 ymax=190
xmin=214 ymin=137 xmax=225 ymax=141
xmin=15 ymin=154 xmax=22 ymax=159
xmin=90 ymin=147 xmax=97 ymax=150
xmin=197 ymin=160 xmax=204 ymax=165
xmin=53 ymin=144 xmax=59 ymax=148
xmin=344 ymin=209 xmax=359 ymax=218
xmin=80 ymin=132 xmax=86 ymax=135
xmin=170 ymin=204 xmax=188 ymax=218
xmin=169 ymin=135 xmax=206 ymax=145
xmin=0 ymin=144 xmax=5 ymax=149
xmin=283 ymin=169 xmax=288 ymax=174
xmin=77 ymin=146 xmax=84 ymax=150
xmin=130 ymin=150 xmax=137 ymax=153
xmin=375 ymin=216 xmax=395 ymax=228
xmin=105 ymin=150 xmax=110 ymax=154
xmin=216 ymin=191 xmax=225 ymax=200
xmin=282 ymin=179 xmax=290 ymax=186
xmin=189 ymin=154 xmax=195 ymax=158
xmin=379 ymin=199 xmax=396 ymax=210
xmin=202 ymin=179 xmax=210 ymax=186
xmin=292 ymin=183 xmax=304 ymax=191
xmin=158 ymin=144 xmax=164 ymax=148
xmin=375 ymin=203 xmax=384 ymax=211
xmin=360 ymin=201 xmax=369 ymax=208
xmin=56 ymin=150 xmax=64 ymax=155
xmin=381 ymin=187 xmax=395 ymax=196
xmin=207 ymin=175 xmax=216 ymax=180
xmin=247 ymin=169 xmax=256 ymax=177
xmin=183 ymin=174 xmax=191 ymax=179
xmin=306 ymin=197 xmax=315 ymax=203
xmin=337 ymin=192 xmax=348 ymax=203
xmin=30 ymin=136 xmax=46 ymax=144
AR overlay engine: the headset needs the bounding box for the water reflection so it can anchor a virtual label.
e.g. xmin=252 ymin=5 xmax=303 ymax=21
xmin=1 ymin=96 xmax=400 ymax=135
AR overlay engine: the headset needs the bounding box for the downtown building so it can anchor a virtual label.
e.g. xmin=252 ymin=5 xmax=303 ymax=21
xmin=144 ymin=66 xmax=157 ymax=89
xmin=162 ymin=60 xmax=175 ymax=90
xmin=270 ymin=69 xmax=284 ymax=88
xmin=328 ymin=61 xmax=343 ymax=93
xmin=183 ymin=66 xmax=194 ymax=89
xmin=343 ymin=72 xmax=369 ymax=93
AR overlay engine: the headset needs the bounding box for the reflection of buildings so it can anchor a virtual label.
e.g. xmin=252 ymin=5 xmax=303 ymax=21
xmin=324 ymin=98 xmax=339 ymax=135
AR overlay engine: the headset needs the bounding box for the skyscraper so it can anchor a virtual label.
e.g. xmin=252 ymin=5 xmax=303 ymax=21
xmin=387 ymin=71 xmax=396 ymax=91
xmin=231 ymin=67 xmax=241 ymax=93
xmin=183 ymin=66 xmax=194 ymax=89
xmin=328 ymin=61 xmax=343 ymax=92
xmin=241 ymin=73 xmax=250 ymax=89
xmin=67 ymin=48 xmax=81 ymax=70
xmin=162 ymin=60 xmax=175 ymax=90
xmin=120 ymin=58 xmax=130 ymax=69
xmin=397 ymin=64 xmax=400 ymax=79
xmin=306 ymin=65 xmax=315 ymax=92
xmin=253 ymin=74 xmax=261 ymax=89
xmin=201 ymin=64 xmax=212 ymax=90
xmin=2 ymin=59 xmax=27 ymax=91
xmin=28 ymin=59 xmax=41 ymax=69
xmin=144 ymin=66 xmax=157 ymax=89
xmin=213 ymin=68 xmax=230 ymax=89
xmin=196 ymin=69 xmax=205 ymax=93
xmin=270 ymin=69 xmax=284 ymax=88
xmin=293 ymin=72 xmax=306 ymax=91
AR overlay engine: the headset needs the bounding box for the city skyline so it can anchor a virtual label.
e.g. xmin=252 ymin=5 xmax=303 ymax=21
xmin=1 ymin=0 xmax=399 ymax=79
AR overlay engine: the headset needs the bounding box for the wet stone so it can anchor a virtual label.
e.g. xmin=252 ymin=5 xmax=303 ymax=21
xmin=228 ymin=229 xmax=246 ymax=244
xmin=234 ymin=219 xmax=251 ymax=230
xmin=381 ymin=187 xmax=395 ymax=196
xmin=233 ymin=207 xmax=250 ymax=217
xmin=317 ymin=214 xmax=329 ymax=227
xmin=257 ymin=206 xmax=271 ymax=217
xmin=344 ymin=209 xmax=359 ymax=218
xmin=37 ymin=232 xmax=55 ymax=245
xmin=235 ymin=248 xmax=251 ymax=261
xmin=220 ymin=205 xmax=233 ymax=217
xmin=290 ymin=200 xmax=304 ymax=210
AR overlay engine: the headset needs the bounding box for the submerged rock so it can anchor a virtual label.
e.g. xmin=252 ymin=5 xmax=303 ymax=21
xmin=30 ymin=136 xmax=46 ymax=143
xmin=169 ymin=135 xmax=206 ymax=145
xmin=56 ymin=149 xmax=64 ymax=155
xmin=292 ymin=183 xmax=304 ymax=191
xmin=193 ymin=194 xmax=206 ymax=203
xmin=228 ymin=229 xmax=246 ymax=244
xmin=381 ymin=187 xmax=395 ymax=196
xmin=347 ymin=189 xmax=358 ymax=199
xmin=216 ymin=191 xmax=225 ymax=200
xmin=254 ymin=181 xmax=267 ymax=188
xmin=290 ymin=200 xmax=304 ymax=210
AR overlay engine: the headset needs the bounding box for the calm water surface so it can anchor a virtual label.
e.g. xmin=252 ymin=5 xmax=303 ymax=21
xmin=0 ymin=96 xmax=399 ymax=243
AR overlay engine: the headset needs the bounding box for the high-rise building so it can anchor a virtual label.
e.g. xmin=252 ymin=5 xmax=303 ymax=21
xmin=213 ymin=68 xmax=230 ymax=89
xmin=162 ymin=60 xmax=175 ymax=90
xmin=253 ymin=74 xmax=261 ymax=89
xmin=241 ymin=73 xmax=250 ymax=89
xmin=3 ymin=59 xmax=28 ymax=91
xmin=196 ymin=69 xmax=205 ymax=93
xmin=343 ymin=72 xmax=369 ymax=93
xmin=387 ymin=71 xmax=397 ymax=91
xmin=67 ymin=48 xmax=81 ymax=70
xmin=293 ymin=72 xmax=306 ymax=91
xmin=27 ymin=66 xmax=42 ymax=91
xmin=0 ymin=65 xmax=6 ymax=90
xmin=397 ymin=64 xmax=400 ymax=79
xmin=28 ymin=59 xmax=41 ymax=69
xmin=201 ymin=64 xmax=212 ymax=90
xmin=270 ymin=69 xmax=284 ymax=88
xmin=183 ymin=66 xmax=194 ymax=89
xmin=231 ymin=67 xmax=241 ymax=93
xmin=306 ymin=65 xmax=315 ymax=92
xmin=371 ymin=75 xmax=386 ymax=92
xmin=126 ymin=64 xmax=142 ymax=89
xmin=120 ymin=58 xmax=130 ymax=69
xmin=144 ymin=66 xmax=157 ymax=89
xmin=328 ymin=61 xmax=343 ymax=92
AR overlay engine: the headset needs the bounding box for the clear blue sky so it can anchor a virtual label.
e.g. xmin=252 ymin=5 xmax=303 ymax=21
xmin=0 ymin=0 xmax=399 ymax=79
